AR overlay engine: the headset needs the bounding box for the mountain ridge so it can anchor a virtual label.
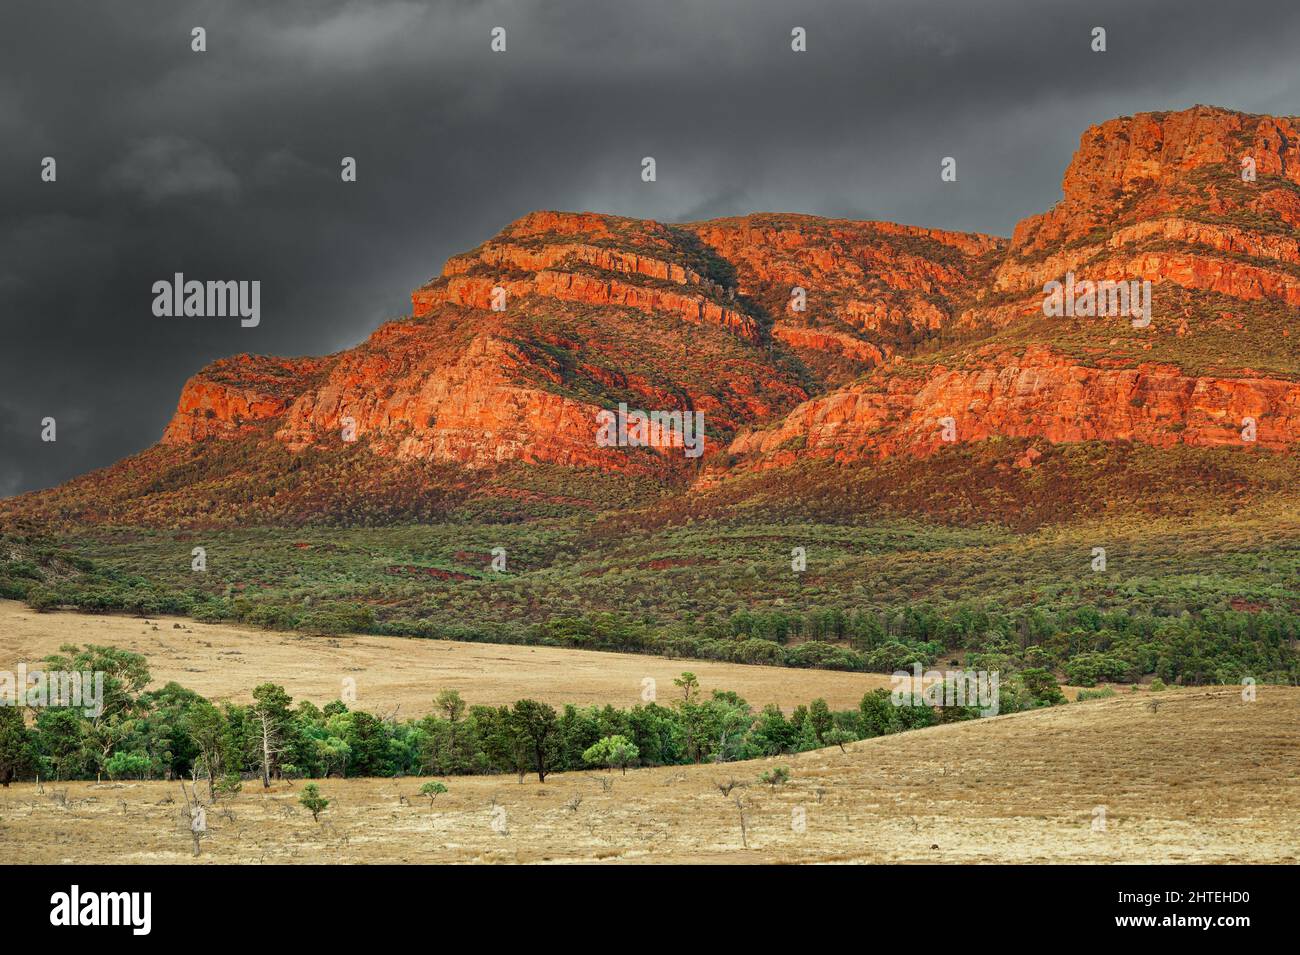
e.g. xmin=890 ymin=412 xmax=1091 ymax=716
xmin=4 ymin=104 xmax=1298 ymax=529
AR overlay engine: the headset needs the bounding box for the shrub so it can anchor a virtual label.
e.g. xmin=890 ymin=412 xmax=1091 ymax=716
xmin=582 ymin=735 xmax=640 ymax=774
xmin=1020 ymin=668 xmax=1067 ymax=706
xmin=299 ymin=783 xmax=329 ymax=821
xmin=25 ymin=587 xmax=60 ymax=612
xmin=759 ymin=766 xmax=790 ymax=787
xmin=1076 ymin=686 xmax=1117 ymax=701
xmin=104 ymin=751 xmax=151 ymax=780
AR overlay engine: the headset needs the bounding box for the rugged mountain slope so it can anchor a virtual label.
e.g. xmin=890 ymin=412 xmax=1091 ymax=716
xmin=724 ymin=106 xmax=1300 ymax=472
xmin=4 ymin=105 xmax=1298 ymax=530
xmin=163 ymin=211 xmax=810 ymax=474
xmin=4 ymin=208 xmax=999 ymax=527
xmin=684 ymin=215 xmax=1005 ymax=384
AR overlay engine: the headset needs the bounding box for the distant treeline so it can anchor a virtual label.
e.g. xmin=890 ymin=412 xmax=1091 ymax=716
xmin=0 ymin=647 xmax=1072 ymax=787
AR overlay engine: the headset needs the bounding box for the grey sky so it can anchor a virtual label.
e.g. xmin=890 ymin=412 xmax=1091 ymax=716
xmin=2 ymin=0 xmax=1297 ymax=495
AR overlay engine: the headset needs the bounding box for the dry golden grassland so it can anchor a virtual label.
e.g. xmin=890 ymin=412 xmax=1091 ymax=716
xmin=2 ymin=687 xmax=1295 ymax=864
xmin=2 ymin=602 xmax=1295 ymax=864
xmin=0 ymin=601 xmax=896 ymax=713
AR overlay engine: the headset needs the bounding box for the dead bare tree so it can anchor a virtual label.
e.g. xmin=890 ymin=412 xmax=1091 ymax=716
xmin=250 ymin=702 xmax=288 ymax=790
xmin=734 ymin=792 xmax=750 ymax=849
xmin=178 ymin=782 xmax=208 ymax=857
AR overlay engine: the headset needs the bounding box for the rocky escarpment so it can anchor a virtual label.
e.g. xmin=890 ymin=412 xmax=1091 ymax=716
xmin=686 ymin=214 xmax=1005 ymax=383
xmin=411 ymin=210 xmax=759 ymax=341
xmin=963 ymin=106 xmax=1300 ymax=330
xmin=161 ymin=355 xmax=329 ymax=444
xmin=727 ymin=344 xmax=1300 ymax=469
xmin=1010 ymin=107 xmax=1300 ymax=258
xmin=727 ymin=107 xmax=1300 ymax=475
xmin=161 ymin=212 xmax=822 ymax=472
xmin=159 ymin=208 xmax=1004 ymax=473
xmin=39 ymin=105 xmax=1300 ymax=525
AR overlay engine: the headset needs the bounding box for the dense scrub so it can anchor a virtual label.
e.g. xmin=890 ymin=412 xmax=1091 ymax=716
xmin=4 ymin=516 xmax=1297 ymax=685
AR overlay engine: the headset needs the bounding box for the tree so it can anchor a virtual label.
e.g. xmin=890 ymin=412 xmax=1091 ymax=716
xmin=0 ymin=707 xmax=35 ymax=786
xmin=435 ymin=689 xmax=465 ymax=723
xmin=250 ymin=683 xmax=294 ymax=788
xmin=674 ymin=672 xmax=700 ymax=704
xmin=1020 ymin=668 xmax=1067 ymax=706
xmin=509 ymin=699 xmax=559 ymax=782
xmin=423 ymin=689 xmax=474 ymax=775
xmin=479 ymin=705 xmax=530 ymax=782
xmin=33 ymin=708 xmax=91 ymax=780
xmin=331 ymin=710 xmax=389 ymax=777
xmin=138 ymin=682 xmax=205 ymax=780
xmin=184 ymin=701 xmax=230 ymax=800
xmin=705 ymin=694 xmax=754 ymax=763
xmin=858 ymin=688 xmax=901 ymax=738
xmin=751 ymin=704 xmax=798 ymax=755
xmin=299 ymin=783 xmax=328 ymax=821
xmin=104 ymin=751 xmax=150 ymax=780
xmin=419 ymin=781 xmax=448 ymax=808
xmin=808 ymin=698 xmax=833 ymax=745
xmin=582 ymin=735 xmax=639 ymax=775
xmin=823 ymin=728 xmax=855 ymax=753
xmin=42 ymin=644 xmax=150 ymax=774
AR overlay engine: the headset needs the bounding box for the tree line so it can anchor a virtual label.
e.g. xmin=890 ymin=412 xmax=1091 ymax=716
xmin=0 ymin=646 xmax=1071 ymax=787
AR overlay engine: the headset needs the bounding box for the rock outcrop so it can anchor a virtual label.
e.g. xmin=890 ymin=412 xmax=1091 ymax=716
xmin=686 ymin=214 xmax=1005 ymax=382
xmin=728 ymin=344 xmax=1300 ymax=468
xmin=98 ymin=107 xmax=1300 ymax=514
xmin=724 ymin=108 xmax=1300 ymax=475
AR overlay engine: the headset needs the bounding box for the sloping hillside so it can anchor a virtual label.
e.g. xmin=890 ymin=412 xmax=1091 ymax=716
xmin=4 ymin=686 xmax=1294 ymax=863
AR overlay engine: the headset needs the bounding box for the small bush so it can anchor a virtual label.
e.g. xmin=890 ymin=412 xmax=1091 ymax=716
xmin=1076 ymin=686 xmax=1117 ymax=701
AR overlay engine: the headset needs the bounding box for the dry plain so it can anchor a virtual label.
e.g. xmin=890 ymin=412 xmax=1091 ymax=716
xmin=1 ymin=602 xmax=1295 ymax=864
xmin=0 ymin=600 xmax=897 ymax=714
xmin=2 ymin=687 xmax=1295 ymax=864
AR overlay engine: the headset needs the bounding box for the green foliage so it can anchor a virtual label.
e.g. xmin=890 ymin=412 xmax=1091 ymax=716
xmin=9 ymin=478 xmax=1296 ymax=691
xmin=418 ymin=781 xmax=448 ymax=807
xmin=759 ymin=765 xmax=790 ymax=787
xmin=509 ymin=699 xmax=560 ymax=783
xmin=1076 ymin=686 xmax=1117 ymax=701
xmin=104 ymin=751 xmax=150 ymax=779
xmin=0 ymin=707 xmax=37 ymax=786
xmin=0 ymin=648 xmax=1074 ymax=785
xmin=822 ymin=728 xmax=855 ymax=752
xmin=299 ymin=782 xmax=328 ymax=821
xmin=1020 ymin=668 xmax=1067 ymax=706
xmin=581 ymin=735 xmax=639 ymax=774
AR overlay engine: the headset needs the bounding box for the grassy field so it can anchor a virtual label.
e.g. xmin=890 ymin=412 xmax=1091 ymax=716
xmin=5 ymin=686 xmax=1294 ymax=864
xmin=0 ymin=601 xmax=898 ymax=714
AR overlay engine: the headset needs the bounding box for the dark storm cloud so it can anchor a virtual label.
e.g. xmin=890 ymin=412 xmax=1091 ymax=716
xmin=2 ymin=0 xmax=1298 ymax=494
